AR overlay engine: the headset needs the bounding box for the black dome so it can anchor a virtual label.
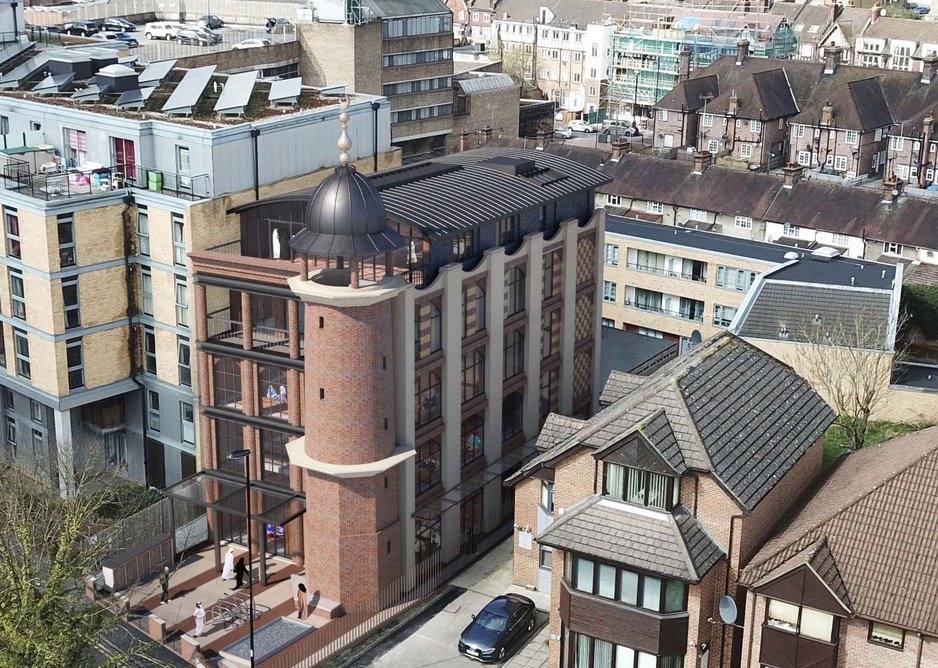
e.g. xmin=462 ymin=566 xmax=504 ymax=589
xmin=290 ymin=164 xmax=406 ymax=258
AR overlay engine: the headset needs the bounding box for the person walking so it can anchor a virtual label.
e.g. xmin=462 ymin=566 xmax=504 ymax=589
xmin=222 ymin=546 xmax=235 ymax=581
xmin=193 ymin=602 xmax=206 ymax=637
xmin=296 ymin=583 xmax=309 ymax=620
xmin=265 ymin=17 xmax=275 ymax=34
xmin=159 ymin=566 xmax=171 ymax=604
xmin=233 ymin=556 xmax=248 ymax=590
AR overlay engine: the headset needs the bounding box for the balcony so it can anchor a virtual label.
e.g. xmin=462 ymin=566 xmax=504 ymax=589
xmin=205 ymin=307 xmax=290 ymax=356
xmin=625 ymin=299 xmax=704 ymax=322
xmin=759 ymin=625 xmax=838 ymax=668
xmin=1 ymin=159 xmax=210 ymax=201
xmin=626 ymin=261 xmax=707 ymax=283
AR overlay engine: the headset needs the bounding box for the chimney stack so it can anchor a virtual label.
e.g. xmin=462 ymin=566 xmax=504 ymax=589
xmin=821 ymin=100 xmax=834 ymax=126
xmin=728 ymin=92 xmax=739 ymax=116
xmin=922 ymin=55 xmax=938 ymax=84
xmin=823 ymin=46 xmax=843 ymax=74
xmin=782 ymin=163 xmax=804 ymax=188
xmin=536 ymin=127 xmax=552 ymax=149
xmin=459 ymin=131 xmax=471 ymax=152
xmin=871 ymin=3 xmax=882 ymax=24
xmin=920 ymin=115 xmax=934 ymax=187
xmin=481 ymin=125 xmax=494 ymax=145
xmin=610 ymin=136 xmax=630 ymax=162
xmin=882 ymin=174 xmax=900 ymax=203
xmin=679 ymin=46 xmax=691 ymax=82
xmin=736 ymin=40 xmax=750 ymax=65
xmin=692 ymin=150 xmax=712 ymax=174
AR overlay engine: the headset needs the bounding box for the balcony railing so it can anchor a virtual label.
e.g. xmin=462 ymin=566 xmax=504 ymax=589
xmin=626 ymin=262 xmax=707 ymax=283
xmin=252 ymin=324 xmax=290 ymax=355
xmin=1 ymin=159 xmax=210 ymax=201
xmin=625 ymin=299 xmax=704 ymax=322
xmin=205 ymin=308 xmax=293 ymax=356
xmin=206 ymin=309 xmax=244 ymax=347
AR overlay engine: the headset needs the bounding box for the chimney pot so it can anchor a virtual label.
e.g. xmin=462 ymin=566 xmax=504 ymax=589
xmin=692 ymin=150 xmax=712 ymax=174
xmin=610 ymin=136 xmax=630 ymax=162
xmin=821 ymin=101 xmax=834 ymax=126
xmin=824 ymin=46 xmax=843 ymax=74
xmin=782 ymin=163 xmax=804 ymax=188
xmin=481 ymin=125 xmax=494 ymax=145
xmin=679 ymin=46 xmax=691 ymax=82
xmin=536 ymin=127 xmax=551 ymax=149
xmin=922 ymin=56 xmax=938 ymax=85
xmin=728 ymin=94 xmax=739 ymax=116
xmin=736 ymin=40 xmax=750 ymax=65
xmin=882 ymin=174 xmax=900 ymax=203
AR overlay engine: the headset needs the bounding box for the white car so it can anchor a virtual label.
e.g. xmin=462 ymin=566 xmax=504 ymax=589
xmin=144 ymin=22 xmax=184 ymax=40
xmin=232 ymin=38 xmax=272 ymax=50
xmin=567 ymin=119 xmax=595 ymax=133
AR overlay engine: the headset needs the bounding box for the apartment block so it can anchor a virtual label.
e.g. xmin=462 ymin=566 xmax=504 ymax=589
xmin=0 ymin=48 xmax=395 ymax=491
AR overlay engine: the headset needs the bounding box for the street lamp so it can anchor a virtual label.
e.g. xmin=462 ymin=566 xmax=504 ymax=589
xmin=228 ymin=448 xmax=255 ymax=668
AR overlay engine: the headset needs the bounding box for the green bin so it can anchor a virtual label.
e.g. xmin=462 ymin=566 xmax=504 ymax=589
xmin=147 ymin=171 xmax=163 ymax=192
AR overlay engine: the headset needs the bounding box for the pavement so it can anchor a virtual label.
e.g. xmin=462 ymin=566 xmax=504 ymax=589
xmin=351 ymin=539 xmax=550 ymax=668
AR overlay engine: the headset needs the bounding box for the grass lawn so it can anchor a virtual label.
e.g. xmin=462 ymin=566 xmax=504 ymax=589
xmin=823 ymin=421 xmax=931 ymax=469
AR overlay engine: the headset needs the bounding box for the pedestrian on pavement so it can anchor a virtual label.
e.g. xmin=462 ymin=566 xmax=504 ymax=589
xmin=159 ymin=565 xmax=171 ymax=604
xmin=296 ymin=583 xmax=309 ymax=620
xmin=233 ymin=557 xmax=248 ymax=590
xmin=193 ymin=602 xmax=206 ymax=637
xmin=222 ymin=546 xmax=235 ymax=581
xmin=265 ymin=17 xmax=275 ymax=34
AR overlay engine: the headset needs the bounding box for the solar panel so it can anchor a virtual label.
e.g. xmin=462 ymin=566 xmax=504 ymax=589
xmin=72 ymin=84 xmax=103 ymax=103
xmin=139 ymin=59 xmax=176 ymax=87
xmin=214 ymin=70 xmax=257 ymax=116
xmin=162 ymin=65 xmax=215 ymax=116
xmin=33 ymin=73 xmax=75 ymax=95
xmin=116 ymin=86 xmax=155 ymax=110
xmin=0 ymin=53 xmax=50 ymax=89
xmin=268 ymin=77 xmax=302 ymax=106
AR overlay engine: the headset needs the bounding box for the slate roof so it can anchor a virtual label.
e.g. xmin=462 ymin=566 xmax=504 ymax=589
xmin=364 ymin=0 xmax=450 ymax=17
xmin=600 ymin=371 xmax=649 ymax=406
xmin=734 ymin=281 xmax=896 ymax=349
xmin=536 ymin=414 xmax=587 ymax=451
xmin=600 ymin=326 xmax=678 ymax=388
xmin=510 ymin=333 xmax=835 ymax=512
xmin=863 ymin=16 xmax=938 ymax=42
xmin=537 ymin=496 xmax=724 ymax=582
xmin=740 ymin=427 xmax=938 ymax=635
xmin=456 ymin=73 xmax=516 ymax=94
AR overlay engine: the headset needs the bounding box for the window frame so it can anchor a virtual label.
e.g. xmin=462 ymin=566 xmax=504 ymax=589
xmin=57 ymin=215 xmax=76 ymax=268
xmin=869 ymin=621 xmax=905 ymax=650
xmin=603 ymin=243 xmax=619 ymax=266
xmin=175 ymin=277 xmax=189 ymax=327
xmin=62 ymin=278 xmax=81 ymax=330
xmin=13 ymin=327 xmax=29 ymax=379
xmin=569 ymin=553 xmax=688 ymax=614
xmin=136 ymin=206 xmax=150 ymax=256
xmin=734 ymin=216 xmax=753 ymax=230
xmin=143 ymin=325 xmax=157 ymax=375
xmin=66 ymin=338 xmax=84 ymax=390
xmin=147 ymin=389 xmax=161 ymax=432
xmin=177 ymin=335 xmax=191 ymax=387
xmin=172 ymin=214 xmax=186 ymax=267
xmin=4 ymin=209 xmax=18 ymax=262
xmin=9 ymin=268 xmax=25 ymax=320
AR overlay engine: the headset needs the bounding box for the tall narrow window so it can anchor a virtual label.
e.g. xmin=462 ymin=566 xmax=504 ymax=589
xmin=506 ymin=266 xmax=525 ymax=316
xmin=461 ymin=413 xmax=485 ymax=466
xmin=176 ymin=146 xmax=191 ymax=189
xmin=173 ymin=215 xmax=186 ymax=267
xmin=175 ymin=278 xmax=188 ymax=327
xmin=6 ymin=209 xmax=20 ymax=259
xmin=112 ymin=137 xmax=137 ymax=180
xmin=66 ymin=338 xmax=84 ymax=390
xmin=140 ymin=269 xmax=153 ymax=316
xmin=57 ymin=215 xmax=76 ymax=267
xmin=64 ymin=128 xmax=87 ymax=166
xmin=461 ymin=348 xmax=485 ymax=402
xmin=180 ymin=402 xmax=195 ymax=445
xmin=147 ymin=390 xmax=160 ymax=432
xmin=143 ymin=325 xmax=157 ymax=375
xmin=13 ymin=328 xmax=29 ymax=379
xmin=62 ymin=279 xmax=80 ymax=330
xmin=136 ymin=206 xmax=149 ymax=257
xmin=9 ymin=269 xmax=25 ymax=320
xmin=177 ymin=336 xmax=191 ymax=387
xmin=0 ymin=323 xmax=6 ymax=367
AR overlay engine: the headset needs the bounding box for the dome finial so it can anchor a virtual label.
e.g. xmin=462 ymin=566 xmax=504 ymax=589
xmin=338 ymin=96 xmax=351 ymax=167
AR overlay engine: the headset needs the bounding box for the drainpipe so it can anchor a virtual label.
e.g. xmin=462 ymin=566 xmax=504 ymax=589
xmin=250 ymin=127 xmax=260 ymax=200
xmin=372 ymin=101 xmax=381 ymax=172
xmin=916 ymin=633 xmax=924 ymax=667
xmin=121 ymin=196 xmax=149 ymax=480
xmin=721 ymin=514 xmax=746 ymax=667
xmin=11 ymin=2 xmax=18 ymax=39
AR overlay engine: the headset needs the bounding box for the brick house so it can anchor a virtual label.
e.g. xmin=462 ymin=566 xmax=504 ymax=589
xmin=506 ymin=332 xmax=835 ymax=668
xmin=739 ymin=426 xmax=938 ymax=668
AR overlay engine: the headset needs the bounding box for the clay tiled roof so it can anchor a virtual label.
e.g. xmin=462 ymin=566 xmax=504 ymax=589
xmin=537 ymin=496 xmax=724 ymax=582
xmin=741 ymin=427 xmax=938 ymax=635
xmin=510 ymin=333 xmax=835 ymax=512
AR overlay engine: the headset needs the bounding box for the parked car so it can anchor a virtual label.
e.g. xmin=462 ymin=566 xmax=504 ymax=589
xmin=101 ymin=17 xmax=136 ymax=31
xmin=28 ymin=24 xmax=63 ymax=34
xmin=177 ymin=27 xmax=220 ymax=45
xmin=553 ymin=126 xmax=573 ymax=139
xmin=457 ymin=594 xmax=536 ymax=663
xmin=232 ymin=38 xmax=272 ymax=49
xmin=89 ymin=31 xmax=138 ymax=46
xmin=63 ymin=20 xmax=99 ymax=36
xmin=144 ymin=22 xmax=184 ymax=40
xmin=567 ymin=119 xmax=595 ymax=133
xmin=197 ymin=15 xmax=224 ymax=29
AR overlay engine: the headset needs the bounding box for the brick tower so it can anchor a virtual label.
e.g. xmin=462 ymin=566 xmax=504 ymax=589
xmin=286 ymin=101 xmax=410 ymax=616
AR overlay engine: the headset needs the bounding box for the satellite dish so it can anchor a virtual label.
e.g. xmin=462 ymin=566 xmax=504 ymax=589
xmin=880 ymin=8 xmax=887 ymax=15
xmin=783 ymin=251 xmax=800 ymax=260
xmin=690 ymin=330 xmax=702 ymax=345
xmin=719 ymin=596 xmax=738 ymax=625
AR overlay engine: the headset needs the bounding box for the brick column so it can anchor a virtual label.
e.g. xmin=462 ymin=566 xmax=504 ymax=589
xmin=241 ymin=291 xmax=253 ymax=349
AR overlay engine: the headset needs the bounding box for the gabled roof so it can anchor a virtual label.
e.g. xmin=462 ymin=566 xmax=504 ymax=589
xmin=749 ymin=538 xmax=853 ymax=614
xmin=510 ymin=333 xmax=835 ymax=512
xmin=741 ymin=427 xmax=938 ymax=635
xmin=536 ymin=414 xmax=587 ymax=452
xmin=658 ymin=74 xmax=720 ymax=112
xmin=599 ymin=371 xmax=648 ymax=406
xmin=862 ymin=16 xmax=938 ymax=42
xmin=537 ymin=496 xmax=725 ymax=582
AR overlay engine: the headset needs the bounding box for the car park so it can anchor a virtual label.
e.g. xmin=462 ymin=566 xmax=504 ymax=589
xmin=232 ymin=38 xmax=272 ymax=49
xmin=198 ymin=15 xmax=224 ymax=29
xmin=567 ymin=119 xmax=595 ymax=133
xmin=144 ymin=22 xmax=184 ymax=40
xmin=63 ymin=21 xmax=99 ymax=36
xmin=177 ymin=27 xmax=221 ymax=45
xmin=457 ymin=594 xmax=536 ymax=663
xmin=101 ymin=17 xmax=136 ymax=31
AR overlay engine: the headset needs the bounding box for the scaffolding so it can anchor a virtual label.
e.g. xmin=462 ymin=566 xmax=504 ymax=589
xmin=601 ymin=3 xmax=797 ymax=121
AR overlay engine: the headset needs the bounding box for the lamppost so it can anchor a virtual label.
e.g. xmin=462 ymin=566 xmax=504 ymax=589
xmin=228 ymin=449 xmax=255 ymax=668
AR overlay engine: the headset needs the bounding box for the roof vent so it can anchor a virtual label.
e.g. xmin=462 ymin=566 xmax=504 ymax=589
xmin=810 ymin=246 xmax=842 ymax=262
xmin=783 ymin=251 xmax=799 ymax=260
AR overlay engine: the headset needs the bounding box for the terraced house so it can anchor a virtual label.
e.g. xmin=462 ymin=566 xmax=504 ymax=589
xmin=508 ymin=333 xmax=836 ymax=668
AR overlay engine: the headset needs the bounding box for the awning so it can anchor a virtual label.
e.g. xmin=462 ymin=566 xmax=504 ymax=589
xmin=163 ymin=470 xmax=306 ymax=526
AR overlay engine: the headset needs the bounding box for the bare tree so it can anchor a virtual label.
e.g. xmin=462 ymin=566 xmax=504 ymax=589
xmin=795 ymin=314 xmax=903 ymax=451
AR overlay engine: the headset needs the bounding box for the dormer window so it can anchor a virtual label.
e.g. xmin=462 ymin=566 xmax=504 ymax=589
xmin=603 ymin=463 xmax=677 ymax=510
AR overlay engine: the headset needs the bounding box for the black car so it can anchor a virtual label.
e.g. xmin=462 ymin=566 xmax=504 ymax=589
xmin=101 ymin=17 xmax=136 ymax=31
xmin=198 ymin=15 xmax=224 ymax=29
xmin=458 ymin=594 xmax=536 ymax=663
xmin=64 ymin=21 xmax=99 ymax=36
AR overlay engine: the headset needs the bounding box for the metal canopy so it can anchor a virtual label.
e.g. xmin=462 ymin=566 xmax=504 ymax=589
xmin=214 ymin=70 xmax=257 ymax=116
xmin=0 ymin=53 xmax=50 ymax=89
xmin=139 ymin=59 xmax=176 ymax=87
xmin=163 ymin=470 xmax=306 ymax=526
xmin=162 ymin=64 xmax=215 ymax=116
xmin=268 ymin=77 xmax=302 ymax=106
xmin=33 ymin=73 xmax=75 ymax=95
xmin=116 ymin=86 xmax=155 ymax=110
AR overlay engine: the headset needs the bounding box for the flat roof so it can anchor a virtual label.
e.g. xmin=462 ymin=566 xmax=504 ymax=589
xmin=600 ymin=327 xmax=676 ymax=386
